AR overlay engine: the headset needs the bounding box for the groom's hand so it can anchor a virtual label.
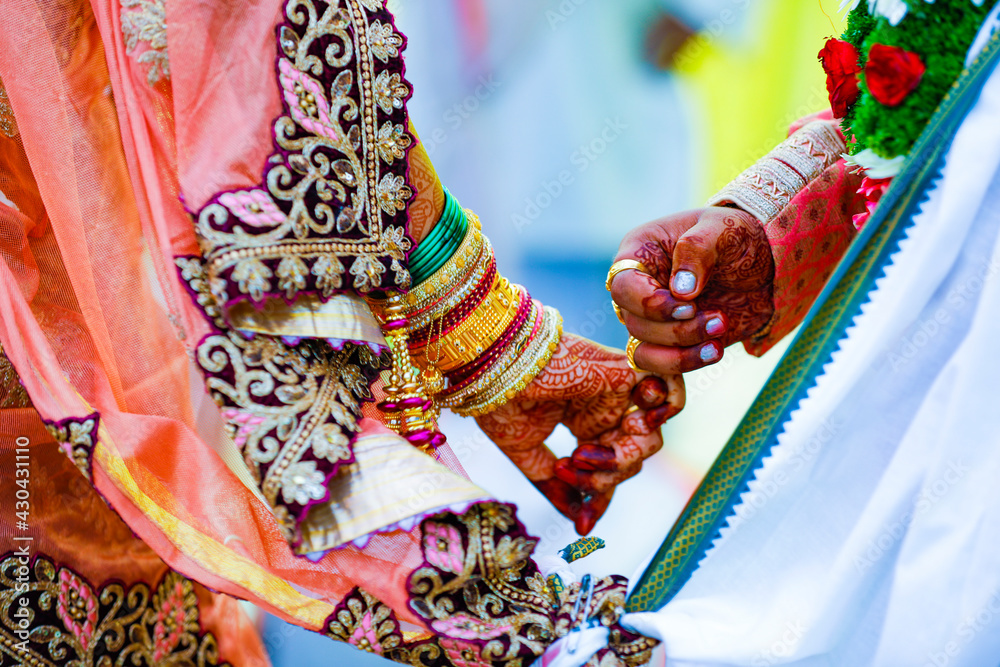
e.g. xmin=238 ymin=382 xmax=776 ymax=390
xmin=609 ymin=207 xmax=775 ymax=375
xmin=475 ymin=333 xmax=684 ymax=535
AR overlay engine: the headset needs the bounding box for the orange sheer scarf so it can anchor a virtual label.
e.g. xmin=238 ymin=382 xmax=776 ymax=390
xmin=0 ymin=0 xmax=455 ymax=632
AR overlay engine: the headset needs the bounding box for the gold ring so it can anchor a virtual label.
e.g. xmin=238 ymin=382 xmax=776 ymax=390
xmin=624 ymin=404 xmax=641 ymax=416
xmin=626 ymin=336 xmax=642 ymax=371
xmin=612 ymin=301 xmax=626 ymax=324
xmin=606 ymin=259 xmax=649 ymax=292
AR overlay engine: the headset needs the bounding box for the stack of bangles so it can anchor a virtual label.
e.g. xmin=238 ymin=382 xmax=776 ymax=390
xmin=366 ymin=190 xmax=563 ymax=451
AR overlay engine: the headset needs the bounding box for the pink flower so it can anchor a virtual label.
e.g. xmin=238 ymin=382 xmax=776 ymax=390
xmin=431 ymin=613 xmax=511 ymax=641
xmin=56 ymin=569 xmax=98 ymax=651
xmin=422 ymin=522 xmax=465 ymax=573
xmin=218 ymin=189 xmax=286 ymax=228
xmin=438 ymin=637 xmax=482 ymax=667
xmin=347 ymin=611 xmax=383 ymax=654
xmin=278 ymin=59 xmax=340 ymax=142
xmin=152 ymin=579 xmax=192 ymax=662
xmin=853 ymin=176 xmax=893 ymax=231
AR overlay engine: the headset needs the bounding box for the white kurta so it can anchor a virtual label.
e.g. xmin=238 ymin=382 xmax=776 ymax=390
xmin=621 ymin=12 xmax=1000 ymax=667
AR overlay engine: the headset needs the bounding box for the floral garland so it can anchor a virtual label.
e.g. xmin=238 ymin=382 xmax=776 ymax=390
xmin=820 ymin=0 xmax=992 ymax=227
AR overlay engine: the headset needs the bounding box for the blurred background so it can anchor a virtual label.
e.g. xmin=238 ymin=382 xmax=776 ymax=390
xmin=259 ymin=0 xmax=845 ymax=663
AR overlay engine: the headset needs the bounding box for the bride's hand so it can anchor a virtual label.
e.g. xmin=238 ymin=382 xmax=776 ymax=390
xmin=610 ymin=207 xmax=775 ymax=375
xmin=474 ymin=333 xmax=684 ymax=535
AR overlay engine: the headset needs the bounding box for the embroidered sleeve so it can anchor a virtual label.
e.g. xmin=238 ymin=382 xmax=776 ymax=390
xmin=707 ymin=119 xmax=846 ymax=223
xmin=743 ymin=158 xmax=862 ymax=356
xmin=174 ymin=0 xmax=419 ymax=544
xmin=190 ymin=0 xmax=415 ymax=318
xmin=706 ymin=117 xmax=861 ymax=356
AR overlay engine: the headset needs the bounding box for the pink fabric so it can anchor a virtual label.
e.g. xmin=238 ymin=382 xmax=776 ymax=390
xmin=745 ymin=158 xmax=863 ymax=355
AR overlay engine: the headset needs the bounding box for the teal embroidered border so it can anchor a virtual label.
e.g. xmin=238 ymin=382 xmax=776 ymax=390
xmin=626 ymin=29 xmax=1000 ymax=614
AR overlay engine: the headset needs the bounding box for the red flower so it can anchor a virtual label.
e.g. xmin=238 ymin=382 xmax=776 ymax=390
xmin=819 ymin=38 xmax=862 ymax=118
xmin=865 ymin=43 xmax=926 ymax=107
xmin=852 ymin=176 xmax=893 ymax=231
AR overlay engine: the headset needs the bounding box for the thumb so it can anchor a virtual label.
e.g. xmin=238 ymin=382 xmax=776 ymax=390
xmin=670 ymin=210 xmax=723 ymax=300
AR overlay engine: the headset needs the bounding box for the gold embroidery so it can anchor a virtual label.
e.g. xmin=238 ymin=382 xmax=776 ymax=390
xmin=43 ymin=414 xmax=98 ymax=479
xmin=121 ymin=0 xmax=170 ymax=85
xmin=0 ymin=81 xmax=17 ymax=139
xmin=178 ymin=255 xmax=385 ymax=538
xmin=318 ymin=504 xmax=656 ymax=667
xmin=194 ymin=0 xmax=414 ymax=305
xmin=0 ymin=554 xmax=229 ymax=666
xmin=0 ymin=345 xmax=31 ymax=408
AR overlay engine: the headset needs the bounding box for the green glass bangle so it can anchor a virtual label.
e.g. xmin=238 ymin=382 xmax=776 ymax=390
xmin=409 ymin=192 xmax=459 ymax=272
xmin=411 ymin=190 xmax=469 ymax=286
xmin=409 ymin=199 xmax=460 ymax=276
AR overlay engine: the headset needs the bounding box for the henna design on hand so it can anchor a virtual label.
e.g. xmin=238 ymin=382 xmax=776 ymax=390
xmin=474 ymin=334 xmax=677 ymax=533
xmin=407 ymin=140 xmax=445 ymax=243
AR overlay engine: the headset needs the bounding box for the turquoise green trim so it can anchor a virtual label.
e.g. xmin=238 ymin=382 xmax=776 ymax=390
xmin=410 ymin=190 xmax=467 ymax=286
xmin=626 ymin=29 xmax=1000 ymax=614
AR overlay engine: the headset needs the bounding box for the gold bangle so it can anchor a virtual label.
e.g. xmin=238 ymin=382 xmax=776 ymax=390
xmin=411 ymin=277 xmax=521 ymax=372
xmin=606 ymin=259 xmax=649 ymax=292
xmin=626 ymin=336 xmax=642 ymax=371
xmin=455 ymin=305 xmax=563 ymax=416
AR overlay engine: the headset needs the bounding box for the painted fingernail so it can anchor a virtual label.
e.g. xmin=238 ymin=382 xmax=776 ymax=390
xmin=706 ymin=317 xmax=725 ymax=336
xmin=700 ymin=342 xmax=720 ymax=363
xmin=672 ymin=304 xmax=695 ymax=320
xmin=673 ymin=271 xmax=697 ymax=295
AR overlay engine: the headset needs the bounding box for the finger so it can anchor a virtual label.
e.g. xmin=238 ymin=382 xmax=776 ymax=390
xmin=624 ymin=310 xmax=727 ymax=348
xmin=631 ymin=376 xmax=669 ymax=410
xmin=556 ymin=457 xmax=642 ymax=496
xmin=572 ymin=443 xmax=617 ymax=471
xmin=532 ymin=477 xmax=585 ymax=523
xmin=575 ymin=490 xmax=613 ymax=536
xmin=611 ymin=269 xmax=694 ymax=323
xmin=633 ymin=339 xmax=723 ymax=374
xmin=671 ymin=211 xmax=723 ymax=300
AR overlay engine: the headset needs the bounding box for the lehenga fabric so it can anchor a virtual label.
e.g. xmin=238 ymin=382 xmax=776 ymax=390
xmin=0 ymin=1 xmax=654 ymax=665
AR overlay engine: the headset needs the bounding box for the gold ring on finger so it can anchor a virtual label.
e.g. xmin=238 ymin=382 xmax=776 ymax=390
xmin=606 ymin=259 xmax=649 ymax=292
xmin=626 ymin=336 xmax=642 ymax=371
xmin=613 ymin=301 xmax=626 ymax=324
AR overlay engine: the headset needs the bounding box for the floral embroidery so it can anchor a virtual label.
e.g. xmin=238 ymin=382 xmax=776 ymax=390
xmin=0 ymin=553 xmax=229 ymax=666
xmin=177 ymin=256 xmax=387 ymax=541
xmin=422 ymin=522 xmax=464 ymax=574
xmin=217 ymin=190 xmax=286 ymax=228
xmin=43 ymin=413 xmax=100 ymax=480
xmin=56 ymin=569 xmax=99 ymax=651
xmin=319 ymin=504 xmax=657 ymax=667
xmin=0 ymin=81 xmax=17 ymax=139
xmin=121 ymin=0 xmax=170 ymax=85
xmin=192 ymin=0 xmax=415 ymax=308
xmin=324 ymin=588 xmax=404 ymax=656
xmin=0 ymin=345 xmax=30 ymax=408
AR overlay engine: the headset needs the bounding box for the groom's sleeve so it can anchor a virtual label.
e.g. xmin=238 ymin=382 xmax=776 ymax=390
xmin=707 ymin=114 xmax=864 ymax=356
